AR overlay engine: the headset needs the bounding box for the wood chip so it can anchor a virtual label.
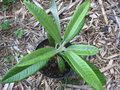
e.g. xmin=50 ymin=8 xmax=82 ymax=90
xmin=98 ymin=0 xmax=108 ymax=25
xmin=45 ymin=81 xmax=51 ymax=90
xmin=2 ymin=84 xmax=9 ymax=90
xmin=104 ymin=53 xmax=120 ymax=59
xmin=62 ymin=84 xmax=93 ymax=90
xmin=100 ymin=64 xmax=117 ymax=72
xmin=113 ymin=10 xmax=120 ymax=28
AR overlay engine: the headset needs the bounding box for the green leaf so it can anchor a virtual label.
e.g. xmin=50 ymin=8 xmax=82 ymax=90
xmin=64 ymin=51 xmax=103 ymax=90
xmin=17 ymin=47 xmax=60 ymax=66
xmin=0 ymin=59 xmax=49 ymax=83
xmin=14 ymin=29 xmax=24 ymax=39
xmin=62 ymin=51 xmax=106 ymax=86
xmin=47 ymin=33 xmax=55 ymax=46
xmin=84 ymin=60 xmax=106 ymax=85
xmin=0 ymin=20 xmax=11 ymax=30
xmin=57 ymin=55 xmax=65 ymax=73
xmin=50 ymin=0 xmax=61 ymax=31
xmin=3 ymin=0 xmax=15 ymax=4
xmin=67 ymin=44 xmax=99 ymax=55
xmin=4 ymin=20 xmax=11 ymax=26
xmin=24 ymin=1 xmax=61 ymax=44
xmin=63 ymin=1 xmax=90 ymax=44
xmin=2 ymin=5 xmax=9 ymax=11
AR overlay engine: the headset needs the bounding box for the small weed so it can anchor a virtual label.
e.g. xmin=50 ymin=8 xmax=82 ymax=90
xmin=3 ymin=53 xmax=20 ymax=63
xmin=2 ymin=0 xmax=15 ymax=4
xmin=0 ymin=20 xmax=11 ymax=31
xmin=3 ymin=58 xmax=10 ymax=62
xmin=2 ymin=5 xmax=9 ymax=11
xmin=3 ymin=57 xmax=14 ymax=63
xmin=15 ymin=54 xmax=20 ymax=57
xmin=14 ymin=29 xmax=24 ymax=39
xmin=1 ymin=0 xmax=15 ymax=11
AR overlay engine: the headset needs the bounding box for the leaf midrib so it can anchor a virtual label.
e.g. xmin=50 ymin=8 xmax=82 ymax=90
xmin=65 ymin=4 xmax=89 ymax=42
xmin=65 ymin=51 xmax=103 ymax=90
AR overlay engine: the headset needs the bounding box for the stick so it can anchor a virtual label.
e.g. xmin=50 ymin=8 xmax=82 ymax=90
xmin=98 ymin=0 xmax=108 ymax=25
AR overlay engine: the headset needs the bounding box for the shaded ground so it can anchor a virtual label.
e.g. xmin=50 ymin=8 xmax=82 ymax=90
xmin=0 ymin=0 xmax=120 ymax=90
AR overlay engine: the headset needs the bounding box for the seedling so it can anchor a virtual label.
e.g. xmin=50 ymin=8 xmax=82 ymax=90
xmin=2 ymin=5 xmax=9 ymax=11
xmin=1 ymin=0 xmax=15 ymax=11
xmin=2 ymin=0 xmax=15 ymax=4
xmin=0 ymin=20 xmax=11 ymax=31
xmin=0 ymin=1 xmax=106 ymax=90
xmin=14 ymin=29 xmax=24 ymax=39
xmin=3 ymin=57 xmax=14 ymax=63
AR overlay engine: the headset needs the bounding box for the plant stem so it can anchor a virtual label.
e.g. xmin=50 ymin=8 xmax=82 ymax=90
xmin=57 ymin=42 xmax=66 ymax=51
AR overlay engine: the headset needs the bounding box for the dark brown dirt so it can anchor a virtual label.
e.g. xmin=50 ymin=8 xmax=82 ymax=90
xmin=36 ymin=39 xmax=71 ymax=79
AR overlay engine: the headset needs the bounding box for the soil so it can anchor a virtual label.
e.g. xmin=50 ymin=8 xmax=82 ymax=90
xmin=36 ymin=39 xmax=71 ymax=78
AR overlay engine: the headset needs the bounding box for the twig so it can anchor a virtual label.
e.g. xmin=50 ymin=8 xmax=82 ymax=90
xmin=113 ymin=10 xmax=120 ymax=28
xmin=32 ymin=0 xmax=43 ymax=9
xmin=2 ymin=84 xmax=9 ymax=90
xmin=62 ymin=84 xmax=93 ymax=89
xmin=0 ymin=43 xmax=27 ymax=48
xmin=98 ymin=0 xmax=108 ymax=25
xmin=8 ymin=83 xmax=14 ymax=90
xmin=106 ymin=2 xmax=119 ymax=9
xmin=0 ymin=16 xmax=15 ymax=20
xmin=104 ymin=53 xmax=120 ymax=60
xmin=100 ymin=64 xmax=117 ymax=72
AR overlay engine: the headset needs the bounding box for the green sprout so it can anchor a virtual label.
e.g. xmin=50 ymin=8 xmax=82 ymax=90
xmin=0 ymin=20 xmax=11 ymax=31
